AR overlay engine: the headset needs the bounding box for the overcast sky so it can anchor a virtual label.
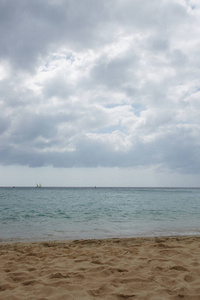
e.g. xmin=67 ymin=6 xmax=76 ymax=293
xmin=1 ymin=0 xmax=200 ymax=187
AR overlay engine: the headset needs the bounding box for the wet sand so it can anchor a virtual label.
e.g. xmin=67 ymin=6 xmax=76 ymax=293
xmin=0 ymin=236 xmax=200 ymax=299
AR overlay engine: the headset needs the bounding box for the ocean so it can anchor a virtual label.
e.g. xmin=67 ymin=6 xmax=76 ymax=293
xmin=0 ymin=187 xmax=200 ymax=242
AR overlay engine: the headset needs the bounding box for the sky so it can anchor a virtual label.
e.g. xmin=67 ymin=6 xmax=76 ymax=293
xmin=1 ymin=0 xmax=200 ymax=187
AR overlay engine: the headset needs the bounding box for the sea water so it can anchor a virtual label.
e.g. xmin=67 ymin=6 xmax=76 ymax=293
xmin=0 ymin=187 xmax=200 ymax=242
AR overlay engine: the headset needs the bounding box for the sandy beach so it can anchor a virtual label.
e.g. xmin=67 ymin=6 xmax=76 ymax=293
xmin=0 ymin=236 xmax=200 ymax=300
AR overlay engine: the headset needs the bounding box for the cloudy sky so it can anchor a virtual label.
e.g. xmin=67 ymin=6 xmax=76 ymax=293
xmin=1 ymin=0 xmax=200 ymax=187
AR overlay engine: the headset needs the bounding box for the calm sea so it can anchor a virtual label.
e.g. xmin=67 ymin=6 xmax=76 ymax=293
xmin=0 ymin=187 xmax=200 ymax=242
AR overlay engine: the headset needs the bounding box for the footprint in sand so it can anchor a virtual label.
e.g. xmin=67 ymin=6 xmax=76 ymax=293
xmin=184 ymin=275 xmax=194 ymax=283
xmin=170 ymin=266 xmax=188 ymax=272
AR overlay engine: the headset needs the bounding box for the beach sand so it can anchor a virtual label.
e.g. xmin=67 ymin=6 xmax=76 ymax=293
xmin=0 ymin=236 xmax=200 ymax=300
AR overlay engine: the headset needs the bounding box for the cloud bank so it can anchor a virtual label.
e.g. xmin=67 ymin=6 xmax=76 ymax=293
xmin=1 ymin=0 xmax=200 ymax=174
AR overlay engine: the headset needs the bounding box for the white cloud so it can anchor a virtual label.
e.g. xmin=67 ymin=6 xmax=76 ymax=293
xmin=1 ymin=0 xmax=200 ymax=183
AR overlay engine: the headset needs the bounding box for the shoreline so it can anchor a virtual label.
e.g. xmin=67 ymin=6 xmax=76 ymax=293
xmin=1 ymin=231 xmax=200 ymax=244
xmin=1 ymin=235 xmax=200 ymax=299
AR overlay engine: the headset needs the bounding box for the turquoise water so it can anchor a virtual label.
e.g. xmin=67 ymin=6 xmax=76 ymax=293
xmin=0 ymin=187 xmax=200 ymax=242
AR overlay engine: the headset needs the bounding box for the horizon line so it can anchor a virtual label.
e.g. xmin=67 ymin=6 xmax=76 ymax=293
xmin=1 ymin=186 xmax=200 ymax=189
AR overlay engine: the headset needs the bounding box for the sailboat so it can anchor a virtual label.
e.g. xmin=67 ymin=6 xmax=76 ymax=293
xmin=36 ymin=183 xmax=42 ymax=188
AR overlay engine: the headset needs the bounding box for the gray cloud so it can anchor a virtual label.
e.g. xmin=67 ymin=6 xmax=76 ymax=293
xmin=0 ymin=0 xmax=111 ymax=71
xmin=0 ymin=0 xmax=200 ymax=175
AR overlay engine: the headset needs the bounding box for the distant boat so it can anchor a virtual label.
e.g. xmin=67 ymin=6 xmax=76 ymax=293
xmin=36 ymin=183 xmax=42 ymax=188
